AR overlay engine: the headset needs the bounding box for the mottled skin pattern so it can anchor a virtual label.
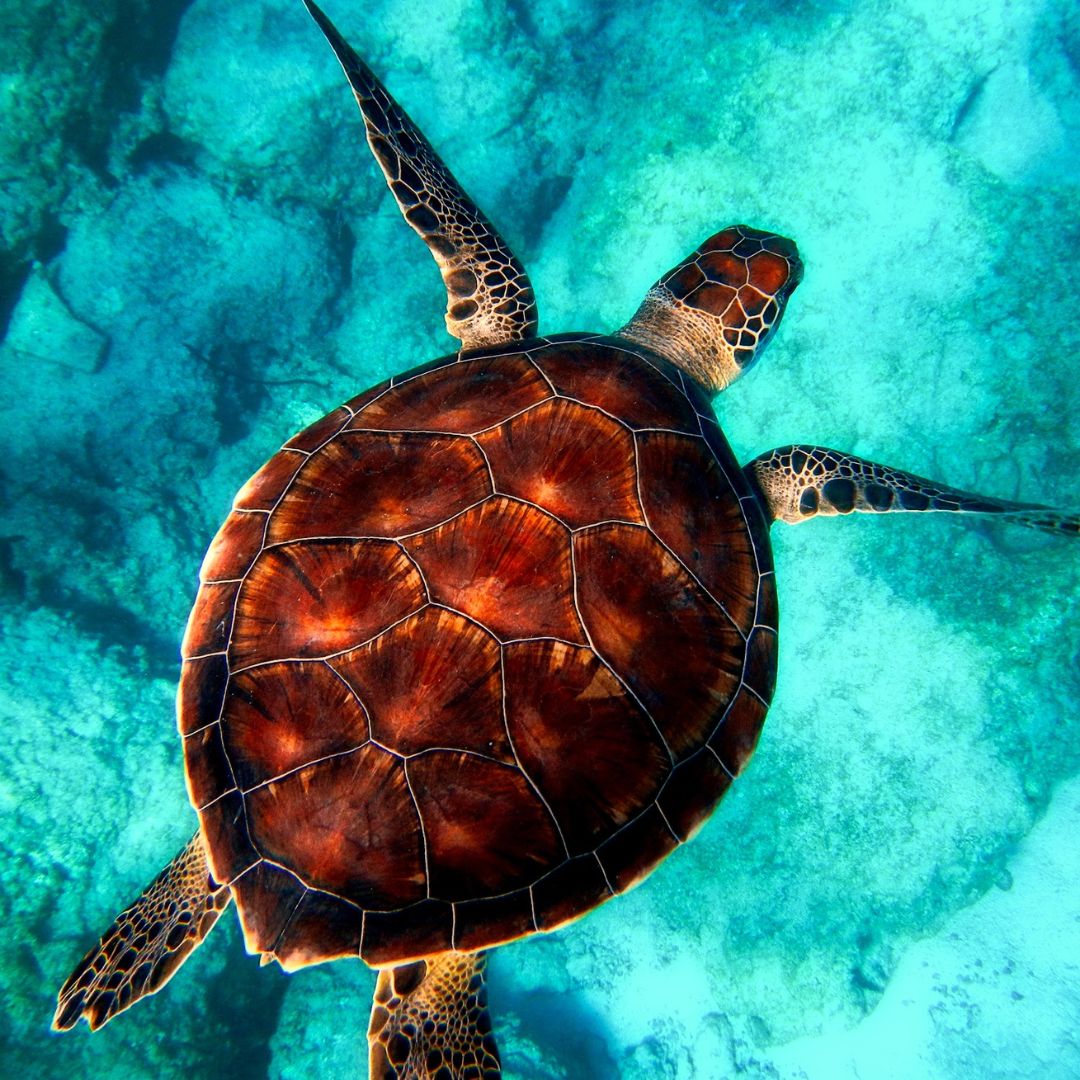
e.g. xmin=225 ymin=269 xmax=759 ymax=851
xmin=53 ymin=834 xmax=230 ymax=1031
xmin=52 ymin=1 xmax=1079 ymax=1075
xmin=749 ymin=445 xmax=1080 ymax=534
xmin=369 ymin=954 xmax=500 ymax=1080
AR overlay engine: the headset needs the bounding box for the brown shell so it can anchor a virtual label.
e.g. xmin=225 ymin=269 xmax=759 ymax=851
xmin=178 ymin=334 xmax=777 ymax=971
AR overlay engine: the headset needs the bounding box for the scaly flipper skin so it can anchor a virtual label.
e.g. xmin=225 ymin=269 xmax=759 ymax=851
xmin=302 ymin=0 xmax=538 ymax=351
xmin=368 ymin=952 xmax=501 ymax=1080
xmin=52 ymin=831 xmax=230 ymax=1032
xmin=747 ymin=445 xmax=1080 ymax=535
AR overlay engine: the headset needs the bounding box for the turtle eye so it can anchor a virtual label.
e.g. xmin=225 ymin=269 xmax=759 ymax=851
xmin=662 ymin=224 xmax=803 ymax=370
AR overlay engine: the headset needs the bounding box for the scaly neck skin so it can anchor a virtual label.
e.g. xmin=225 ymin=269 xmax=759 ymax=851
xmin=617 ymin=225 xmax=803 ymax=395
xmin=618 ymin=287 xmax=742 ymax=394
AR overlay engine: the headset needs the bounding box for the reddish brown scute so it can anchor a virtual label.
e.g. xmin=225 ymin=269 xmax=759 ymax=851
xmin=178 ymin=334 xmax=777 ymax=971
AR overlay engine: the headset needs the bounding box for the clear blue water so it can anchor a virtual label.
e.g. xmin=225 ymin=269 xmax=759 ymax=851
xmin=1 ymin=0 xmax=1077 ymax=1076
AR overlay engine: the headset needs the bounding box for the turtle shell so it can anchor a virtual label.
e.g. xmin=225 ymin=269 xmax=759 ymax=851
xmin=178 ymin=333 xmax=777 ymax=970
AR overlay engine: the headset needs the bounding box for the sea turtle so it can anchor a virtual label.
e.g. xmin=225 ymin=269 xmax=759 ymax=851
xmin=53 ymin=2 xmax=1079 ymax=1077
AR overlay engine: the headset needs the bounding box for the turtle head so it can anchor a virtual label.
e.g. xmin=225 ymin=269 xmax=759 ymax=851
xmin=618 ymin=225 xmax=802 ymax=393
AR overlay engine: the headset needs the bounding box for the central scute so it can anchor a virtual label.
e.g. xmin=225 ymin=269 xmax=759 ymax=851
xmin=178 ymin=335 xmax=777 ymax=970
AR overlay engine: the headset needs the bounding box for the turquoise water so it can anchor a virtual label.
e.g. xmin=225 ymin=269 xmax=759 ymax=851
xmin=2 ymin=0 xmax=1078 ymax=1076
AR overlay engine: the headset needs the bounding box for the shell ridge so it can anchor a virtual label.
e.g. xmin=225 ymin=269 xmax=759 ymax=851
xmin=568 ymin=532 xmax=676 ymax=767
xmin=706 ymin=742 xmax=738 ymax=782
xmin=496 ymin=648 xmax=572 ymax=862
xmin=226 ymin=598 xmax=428 ymax=674
xmin=238 ymin=740 xmax=372 ymax=797
xmin=401 ymin=759 xmax=432 ymax=901
xmin=653 ymin=803 xmax=683 ymax=845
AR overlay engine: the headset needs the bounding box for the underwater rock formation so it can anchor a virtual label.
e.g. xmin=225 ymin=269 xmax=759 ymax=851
xmin=1 ymin=0 xmax=1076 ymax=1076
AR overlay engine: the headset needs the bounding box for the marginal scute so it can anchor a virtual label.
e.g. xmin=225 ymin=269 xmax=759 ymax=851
xmin=284 ymin=406 xmax=352 ymax=453
xmin=709 ymin=690 xmax=768 ymax=776
xmin=200 ymin=511 xmax=266 ymax=583
xmin=452 ymin=890 xmax=535 ymax=951
xmin=743 ymin=627 xmax=778 ymax=702
xmin=361 ymin=900 xmax=454 ymax=967
xmin=275 ymin=887 xmax=366 ymax=971
xmin=596 ymin=805 xmax=679 ymax=894
xmin=402 ymin=496 xmax=584 ymax=642
xmin=233 ymin=449 xmax=306 ymax=512
xmin=177 ymin=653 xmax=229 ymax=735
xmin=183 ymin=723 xmax=234 ymax=810
xmin=656 ymin=749 xmax=732 ymax=842
xmin=531 ymin=855 xmax=612 ymax=932
xmin=407 ymin=751 xmax=563 ymax=902
xmin=181 ymin=580 xmax=239 ymax=659
xmin=503 ymin=640 xmax=670 ymax=854
xmin=689 ymin=404 xmax=774 ymax=571
xmin=756 ymin=571 xmax=779 ymax=632
xmin=574 ymin=523 xmax=745 ymax=759
xmin=230 ymin=539 xmax=425 ymax=668
xmin=245 ymin=746 xmax=425 ymax=907
xmin=269 ymin=430 xmax=492 ymax=542
xmin=200 ymin=790 xmax=259 ymax=885
xmin=231 ymin=860 xmax=308 ymax=955
xmin=220 ymin=660 xmax=369 ymax=791
xmin=331 ymin=607 xmax=508 ymax=759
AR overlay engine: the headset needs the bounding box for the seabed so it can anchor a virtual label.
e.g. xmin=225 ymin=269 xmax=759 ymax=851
xmin=0 ymin=0 xmax=1077 ymax=1076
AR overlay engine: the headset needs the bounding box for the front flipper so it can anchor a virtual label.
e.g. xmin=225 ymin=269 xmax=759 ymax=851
xmin=303 ymin=0 xmax=538 ymax=351
xmin=368 ymin=952 xmax=501 ymax=1080
xmin=748 ymin=445 xmax=1080 ymax=536
xmin=53 ymin=830 xmax=230 ymax=1031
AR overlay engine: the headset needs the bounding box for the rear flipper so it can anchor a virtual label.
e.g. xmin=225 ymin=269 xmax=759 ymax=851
xmin=53 ymin=830 xmax=230 ymax=1031
xmin=747 ymin=445 xmax=1080 ymax=536
xmin=368 ymin=951 xmax=501 ymax=1079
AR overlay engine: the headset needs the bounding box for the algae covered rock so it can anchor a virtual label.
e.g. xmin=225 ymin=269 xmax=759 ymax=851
xmin=0 ymin=2 xmax=191 ymax=314
xmin=1 ymin=170 xmax=340 ymax=650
